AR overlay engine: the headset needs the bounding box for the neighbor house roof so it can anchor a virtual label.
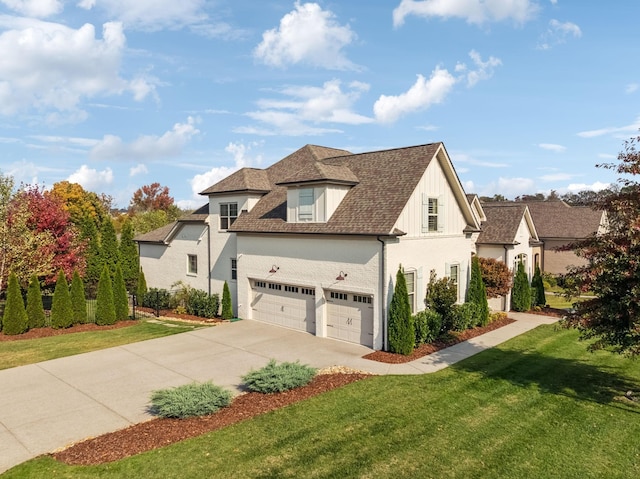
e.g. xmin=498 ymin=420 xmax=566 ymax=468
xmin=522 ymin=200 xmax=605 ymax=239
xmin=477 ymin=203 xmax=540 ymax=245
xmin=134 ymin=204 xmax=209 ymax=244
xmin=199 ymin=168 xmax=271 ymax=195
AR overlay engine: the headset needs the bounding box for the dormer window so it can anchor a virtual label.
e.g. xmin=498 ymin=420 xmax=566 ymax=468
xmin=298 ymin=188 xmax=314 ymax=222
xmin=220 ymin=202 xmax=238 ymax=230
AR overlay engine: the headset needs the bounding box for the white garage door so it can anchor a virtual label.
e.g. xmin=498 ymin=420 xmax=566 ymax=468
xmin=251 ymin=281 xmax=316 ymax=333
xmin=326 ymin=291 xmax=374 ymax=347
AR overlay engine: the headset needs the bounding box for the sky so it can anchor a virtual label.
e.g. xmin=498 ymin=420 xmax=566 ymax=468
xmin=0 ymin=0 xmax=639 ymax=209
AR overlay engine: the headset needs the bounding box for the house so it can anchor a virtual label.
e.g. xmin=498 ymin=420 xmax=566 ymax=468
xmin=136 ymin=143 xmax=481 ymax=350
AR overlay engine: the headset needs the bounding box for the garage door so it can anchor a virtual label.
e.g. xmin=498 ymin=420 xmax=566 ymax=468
xmin=326 ymin=291 xmax=374 ymax=347
xmin=251 ymin=281 xmax=316 ymax=333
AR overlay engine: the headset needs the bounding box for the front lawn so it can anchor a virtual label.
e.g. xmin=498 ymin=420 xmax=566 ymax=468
xmin=5 ymin=324 xmax=640 ymax=478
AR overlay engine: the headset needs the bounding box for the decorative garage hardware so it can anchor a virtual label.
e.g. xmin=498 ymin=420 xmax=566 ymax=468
xmin=269 ymin=265 xmax=279 ymax=273
xmin=336 ymin=271 xmax=347 ymax=281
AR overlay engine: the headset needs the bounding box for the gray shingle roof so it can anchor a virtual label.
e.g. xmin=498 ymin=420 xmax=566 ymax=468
xmin=477 ymin=203 xmax=530 ymax=245
xmin=521 ymin=201 xmax=604 ymax=239
xmin=134 ymin=204 xmax=209 ymax=243
xmin=199 ymin=168 xmax=271 ymax=195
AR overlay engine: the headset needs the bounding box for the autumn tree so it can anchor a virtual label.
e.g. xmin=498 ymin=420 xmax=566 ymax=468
xmin=129 ymin=182 xmax=175 ymax=214
xmin=49 ymin=181 xmax=110 ymax=232
xmin=119 ymin=219 xmax=139 ymax=293
xmin=562 ymin=134 xmax=640 ymax=355
xmin=478 ymin=257 xmax=513 ymax=298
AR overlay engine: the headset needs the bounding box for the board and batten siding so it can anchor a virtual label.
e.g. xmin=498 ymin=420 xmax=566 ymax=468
xmin=286 ymin=184 xmax=350 ymax=223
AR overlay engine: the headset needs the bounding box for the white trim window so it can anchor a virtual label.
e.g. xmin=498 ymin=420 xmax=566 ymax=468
xmin=220 ymin=202 xmax=238 ymax=230
xmin=231 ymin=258 xmax=237 ymax=280
xmin=404 ymin=270 xmax=416 ymax=313
xmin=446 ymin=263 xmax=460 ymax=302
xmin=187 ymin=254 xmax=198 ymax=275
xmin=422 ymin=195 xmax=444 ymax=233
xmin=298 ymin=188 xmax=314 ymax=222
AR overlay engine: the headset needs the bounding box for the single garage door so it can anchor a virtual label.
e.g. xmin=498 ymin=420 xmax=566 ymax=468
xmin=326 ymin=291 xmax=374 ymax=347
xmin=251 ymin=281 xmax=316 ymax=333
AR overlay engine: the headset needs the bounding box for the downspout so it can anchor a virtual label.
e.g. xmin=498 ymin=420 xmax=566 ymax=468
xmin=503 ymin=245 xmax=510 ymax=312
xmin=207 ymin=222 xmax=211 ymax=296
xmin=377 ymin=236 xmax=387 ymax=351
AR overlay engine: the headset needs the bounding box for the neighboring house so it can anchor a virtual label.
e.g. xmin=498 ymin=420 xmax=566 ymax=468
xmin=136 ymin=143 xmax=481 ymax=350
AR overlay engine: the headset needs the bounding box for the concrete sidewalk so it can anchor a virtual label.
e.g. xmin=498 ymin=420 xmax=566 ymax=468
xmin=0 ymin=312 xmax=558 ymax=474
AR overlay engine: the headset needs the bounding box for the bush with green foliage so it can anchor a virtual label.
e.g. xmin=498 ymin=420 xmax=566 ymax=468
xmin=187 ymin=290 xmax=219 ymax=318
xmin=26 ymin=275 xmax=46 ymax=329
xmin=118 ymin=219 xmax=139 ymax=293
xmin=425 ymin=270 xmax=458 ymax=333
xmin=3 ymin=272 xmax=28 ymax=335
xmin=143 ymin=288 xmax=171 ymax=310
xmin=70 ymin=269 xmax=88 ymax=324
xmin=50 ymin=270 xmax=73 ymax=329
xmin=451 ymin=303 xmax=478 ymax=331
xmin=413 ymin=309 xmax=442 ymax=345
xmin=99 ymin=218 xmax=119 ymax=277
xmin=137 ymin=268 xmax=148 ymax=304
xmin=242 ymin=359 xmax=317 ymax=394
xmin=489 ymin=311 xmax=508 ymax=323
xmin=95 ymin=265 xmax=116 ymax=325
xmin=113 ymin=263 xmax=129 ymax=321
xmin=150 ymin=382 xmax=232 ymax=419
xmin=511 ymin=261 xmax=532 ymax=312
xmin=221 ymin=281 xmax=233 ymax=319
xmin=388 ymin=265 xmax=415 ymax=355
xmin=531 ymin=264 xmax=546 ymax=307
xmin=466 ymin=256 xmax=489 ymax=326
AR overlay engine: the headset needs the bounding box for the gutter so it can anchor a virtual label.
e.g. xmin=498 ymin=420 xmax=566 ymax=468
xmin=206 ymin=222 xmax=212 ymax=296
xmin=377 ymin=236 xmax=387 ymax=351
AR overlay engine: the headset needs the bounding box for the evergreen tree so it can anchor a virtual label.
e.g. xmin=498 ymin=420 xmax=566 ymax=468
xmin=99 ymin=217 xmax=119 ymax=278
xmin=81 ymin=220 xmax=102 ymax=297
xmin=221 ymin=281 xmax=233 ymax=319
xmin=118 ymin=219 xmax=139 ymax=293
xmin=465 ymin=256 xmax=490 ymax=326
xmin=50 ymin=270 xmax=73 ymax=329
xmin=113 ymin=263 xmax=129 ymax=321
xmin=531 ymin=264 xmax=546 ymax=307
xmin=2 ymin=272 xmax=28 ymax=335
xmin=26 ymin=275 xmax=46 ymax=329
xmin=95 ymin=265 xmax=116 ymax=325
xmin=511 ymin=261 xmax=532 ymax=312
xmin=70 ymin=269 xmax=87 ymax=324
xmin=388 ymin=265 xmax=415 ymax=355
xmin=137 ymin=268 xmax=148 ymax=305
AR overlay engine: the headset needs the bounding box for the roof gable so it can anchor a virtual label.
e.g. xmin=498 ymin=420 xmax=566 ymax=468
xmin=199 ymin=168 xmax=270 ymax=196
xmin=522 ymin=200 xmax=605 ymax=239
xmin=478 ymin=203 xmax=539 ymax=245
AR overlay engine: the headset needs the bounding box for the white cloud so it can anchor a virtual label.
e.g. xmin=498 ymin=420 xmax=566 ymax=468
xmin=90 ymin=117 xmax=200 ymax=160
xmin=537 ymin=19 xmax=582 ymax=50
xmin=577 ymin=117 xmax=640 ymax=138
xmin=373 ymin=68 xmax=456 ymax=123
xmin=539 ymin=173 xmax=575 ymax=181
xmin=129 ymin=163 xmax=148 ymax=176
xmin=455 ymin=50 xmax=502 ymax=87
xmin=492 ymin=177 xmax=537 ymax=197
xmin=417 ymin=124 xmax=438 ymax=131
xmin=0 ymin=19 xmax=157 ymax=118
xmin=567 ymin=181 xmax=610 ymax=192
xmin=451 ymin=152 xmax=508 ymax=168
xmin=462 ymin=179 xmax=474 ymax=191
xmin=625 ymin=83 xmax=638 ymax=94
xmin=393 ymin=0 xmax=539 ymax=27
xmin=67 ymin=165 xmax=114 ymax=191
xmin=254 ymin=2 xmax=357 ymax=70
xmin=1 ymin=0 xmax=62 ymax=17
xmin=538 ymin=143 xmax=566 ymax=152
xmin=598 ymin=153 xmax=616 ymax=159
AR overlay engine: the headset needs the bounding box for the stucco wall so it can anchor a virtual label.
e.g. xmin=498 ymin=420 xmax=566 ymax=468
xmin=542 ymin=239 xmax=586 ymax=275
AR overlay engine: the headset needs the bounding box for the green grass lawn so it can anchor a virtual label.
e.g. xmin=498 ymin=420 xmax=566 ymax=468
xmin=545 ymin=292 xmax=590 ymax=310
xmin=0 ymin=320 xmax=200 ymax=370
xmin=5 ymin=324 xmax=640 ymax=478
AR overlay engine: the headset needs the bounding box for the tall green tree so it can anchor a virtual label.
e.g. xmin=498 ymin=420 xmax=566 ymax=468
xmin=50 ymin=270 xmax=73 ymax=329
xmin=2 ymin=272 xmax=28 ymax=335
xmin=26 ymin=275 xmax=46 ymax=329
xmin=95 ymin=265 xmax=116 ymax=325
xmin=466 ymin=256 xmax=489 ymax=326
xmin=118 ymin=219 xmax=139 ymax=293
xmin=221 ymin=281 xmax=233 ymax=320
xmin=81 ymin=220 xmax=102 ymax=297
xmin=70 ymin=269 xmax=87 ymax=324
xmin=137 ymin=268 xmax=148 ymax=304
xmin=113 ymin=263 xmax=129 ymax=321
xmin=99 ymin=218 xmax=118 ymax=277
xmin=531 ymin=264 xmax=546 ymax=307
xmin=511 ymin=261 xmax=531 ymax=312
xmin=388 ymin=265 xmax=415 ymax=355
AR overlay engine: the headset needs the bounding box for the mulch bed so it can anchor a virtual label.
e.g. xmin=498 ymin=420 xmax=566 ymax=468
xmin=136 ymin=307 xmax=226 ymax=324
xmin=0 ymin=320 xmax=139 ymax=341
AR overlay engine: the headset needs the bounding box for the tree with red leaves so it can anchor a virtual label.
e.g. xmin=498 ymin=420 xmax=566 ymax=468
xmin=129 ymin=182 xmax=175 ymax=214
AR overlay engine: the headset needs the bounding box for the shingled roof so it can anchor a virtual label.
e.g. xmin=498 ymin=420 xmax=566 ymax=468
xmin=522 ymin=200 xmax=604 ymax=239
xmin=477 ymin=203 xmax=534 ymax=245
xmin=199 ymin=168 xmax=271 ymax=195
xmin=134 ymin=204 xmax=209 ymax=244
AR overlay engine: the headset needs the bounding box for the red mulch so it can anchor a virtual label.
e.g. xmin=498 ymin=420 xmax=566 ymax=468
xmin=0 ymin=320 xmax=140 ymax=341
xmin=136 ymin=307 xmax=225 ymax=324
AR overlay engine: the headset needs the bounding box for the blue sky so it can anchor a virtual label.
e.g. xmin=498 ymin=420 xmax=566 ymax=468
xmin=0 ymin=0 xmax=638 ymax=209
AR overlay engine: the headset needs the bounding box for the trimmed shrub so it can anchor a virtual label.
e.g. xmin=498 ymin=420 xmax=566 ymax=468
xmin=95 ymin=265 xmax=116 ymax=325
xmin=26 ymin=275 xmax=46 ymax=329
xmin=70 ymin=269 xmax=88 ymax=324
xmin=531 ymin=264 xmax=546 ymax=307
xmin=388 ymin=265 xmax=415 ymax=355
xmin=242 ymin=359 xmax=317 ymax=394
xmin=3 ymin=272 xmax=28 ymax=335
xmin=489 ymin=311 xmax=508 ymax=323
xmin=413 ymin=309 xmax=442 ymax=345
xmin=150 ymin=382 xmax=233 ymax=419
xmin=425 ymin=270 xmax=458 ymax=333
xmin=50 ymin=270 xmax=73 ymax=329
xmin=113 ymin=263 xmax=129 ymax=321
xmin=221 ymin=281 xmax=233 ymax=319
xmin=466 ymin=256 xmax=489 ymax=326
xmin=478 ymin=257 xmax=513 ymax=298
xmin=137 ymin=268 xmax=148 ymax=304
xmin=511 ymin=261 xmax=532 ymax=312
xmin=143 ymin=288 xmax=171 ymax=310
xmin=451 ymin=303 xmax=478 ymax=331
xmin=187 ymin=290 xmax=219 ymax=318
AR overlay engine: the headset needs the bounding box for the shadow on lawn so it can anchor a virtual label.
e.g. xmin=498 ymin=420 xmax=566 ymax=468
xmin=449 ymin=347 xmax=640 ymax=410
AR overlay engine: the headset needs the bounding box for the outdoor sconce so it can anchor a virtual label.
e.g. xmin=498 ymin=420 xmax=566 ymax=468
xmin=269 ymin=265 xmax=279 ymax=273
xmin=336 ymin=271 xmax=347 ymax=281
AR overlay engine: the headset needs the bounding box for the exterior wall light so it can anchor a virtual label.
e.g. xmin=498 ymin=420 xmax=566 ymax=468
xmin=336 ymin=271 xmax=347 ymax=280
xmin=269 ymin=265 xmax=279 ymax=273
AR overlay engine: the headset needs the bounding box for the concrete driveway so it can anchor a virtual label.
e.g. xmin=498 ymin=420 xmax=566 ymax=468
xmin=0 ymin=313 xmax=556 ymax=474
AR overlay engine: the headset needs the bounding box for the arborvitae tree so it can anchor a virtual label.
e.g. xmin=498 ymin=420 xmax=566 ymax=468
xmin=118 ymin=219 xmax=139 ymax=293
xmin=26 ymin=275 xmax=46 ymax=329
xmin=388 ymin=265 xmax=415 ymax=355
xmin=99 ymin=217 xmax=119 ymax=278
xmin=511 ymin=261 xmax=532 ymax=312
xmin=221 ymin=281 xmax=233 ymax=319
xmin=95 ymin=265 xmax=116 ymax=325
xmin=531 ymin=264 xmax=546 ymax=307
xmin=137 ymin=268 xmax=148 ymax=304
xmin=113 ymin=263 xmax=129 ymax=321
xmin=81 ymin=219 xmax=102 ymax=297
xmin=70 ymin=269 xmax=87 ymax=324
xmin=2 ymin=272 xmax=28 ymax=335
xmin=466 ymin=256 xmax=490 ymax=326
xmin=50 ymin=270 xmax=73 ymax=329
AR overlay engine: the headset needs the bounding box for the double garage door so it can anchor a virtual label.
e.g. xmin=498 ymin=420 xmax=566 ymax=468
xmin=251 ymin=281 xmax=373 ymax=347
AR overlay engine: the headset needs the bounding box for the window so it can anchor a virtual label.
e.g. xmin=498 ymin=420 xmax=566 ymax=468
xmin=353 ymin=295 xmax=372 ymax=304
xmin=422 ymin=196 xmax=441 ymax=233
xmin=301 ymin=288 xmax=315 ymax=296
xmin=514 ymin=253 xmax=527 ymax=271
xmin=404 ymin=271 xmax=416 ymax=313
xmin=268 ymin=283 xmax=282 ymax=291
xmin=448 ymin=263 xmax=460 ymax=301
xmin=187 ymin=255 xmax=197 ymax=275
xmin=284 ymin=285 xmax=299 ymax=293
xmin=231 ymin=258 xmax=237 ymax=280
xmin=220 ymin=202 xmax=238 ymax=230
xmin=330 ymin=291 xmax=347 ymax=301
xmin=255 ymin=281 xmax=266 ymax=288
xmin=298 ymin=188 xmax=314 ymax=222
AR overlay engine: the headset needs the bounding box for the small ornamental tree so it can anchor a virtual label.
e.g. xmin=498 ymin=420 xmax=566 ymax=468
xmin=466 ymin=256 xmax=489 ymax=326
xmin=95 ymin=265 xmax=116 ymax=325
xmin=388 ymin=265 xmax=415 ymax=355
xmin=221 ymin=281 xmax=233 ymax=320
xmin=137 ymin=268 xmax=148 ymax=305
xmin=425 ymin=270 xmax=458 ymax=332
xmin=118 ymin=219 xmax=139 ymax=293
xmin=50 ymin=270 xmax=73 ymax=329
xmin=3 ymin=272 xmax=28 ymax=335
xmin=113 ymin=263 xmax=129 ymax=321
xmin=531 ymin=264 xmax=546 ymax=307
xmin=478 ymin=257 xmax=513 ymax=298
xmin=26 ymin=275 xmax=46 ymax=329
xmin=511 ymin=261 xmax=531 ymax=312
xmin=70 ymin=269 xmax=87 ymax=324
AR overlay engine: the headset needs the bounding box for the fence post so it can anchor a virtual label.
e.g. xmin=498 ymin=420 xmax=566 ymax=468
xmin=155 ymin=290 xmax=160 ymax=317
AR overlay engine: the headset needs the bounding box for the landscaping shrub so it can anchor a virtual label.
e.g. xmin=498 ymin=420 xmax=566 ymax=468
xmin=137 ymin=269 xmax=148 ymax=304
xmin=143 ymin=288 xmax=171 ymax=310
xmin=425 ymin=270 xmax=457 ymax=333
xmin=187 ymin=289 xmax=219 ymax=318
xmin=413 ymin=309 xmax=442 ymax=345
xmin=113 ymin=263 xmax=129 ymax=321
xmin=26 ymin=275 xmax=46 ymax=329
xmin=95 ymin=265 xmax=116 ymax=325
xmin=413 ymin=311 xmax=429 ymax=346
xmin=451 ymin=303 xmax=478 ymax=331
xmin=70 ymin=269 xmax=88 ymax=324
xmin=531 ymin=265 xmax=546 ymax=307
xmin=221 ymin=281 xmax=233 ymax=320
xmin=466 ymin=256 xmax=489 ymax=326
xmin=511 ymin=261 xmax=532 ymax=312
xmin=242 ymin=359 xmax=317 ymax=394
xmin=489 ymin=311 xmax=508 ymax=323
xmin=478 ymin=257 xmax=513 ymax=298
xmin=3 ymin=272 xmax=28 ymax=335
xmin=388 ymin=265 xmax=415 ymax=355
xmin=50 ymin=270 xmax=73 ymax=329
xmin=150 ymin=382 xmax=233 ymax=419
